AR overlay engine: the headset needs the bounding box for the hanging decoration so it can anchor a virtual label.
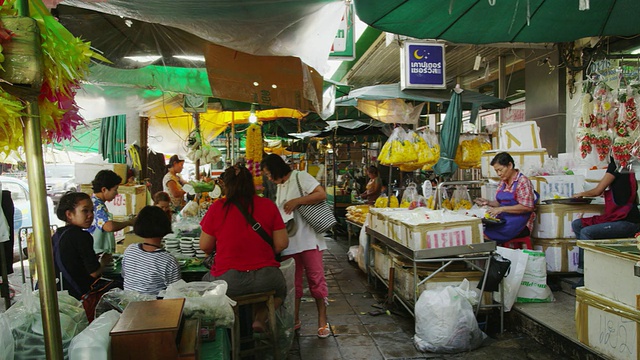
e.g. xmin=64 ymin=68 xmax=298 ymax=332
xmin=245 ymin=123 xmax=263 ymax=190
xmin=185 ymin=130 xmax=222 ymax=165
xmin=0 ymin=0 xmax=108 ymax=156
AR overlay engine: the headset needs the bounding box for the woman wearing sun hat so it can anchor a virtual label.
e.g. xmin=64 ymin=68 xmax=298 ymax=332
xmin=163 ymin=155 xmax=187 ymax=211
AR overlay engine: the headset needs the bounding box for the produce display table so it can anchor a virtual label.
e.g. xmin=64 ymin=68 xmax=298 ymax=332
xmin=105 ymin=258 xmax=209 ymax=283
xmin=365 ymin=227 xmax=503 ymax=331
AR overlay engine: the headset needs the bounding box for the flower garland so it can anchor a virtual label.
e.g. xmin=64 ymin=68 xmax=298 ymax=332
xmin=0 ymin=0 xmax=107 ymax=156
xmin=245 ymin=123 xmax=263 ymax=189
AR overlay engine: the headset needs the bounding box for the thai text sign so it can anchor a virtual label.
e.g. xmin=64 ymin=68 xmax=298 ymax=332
xmin=401 ymin=42 xmax=446 ymax=89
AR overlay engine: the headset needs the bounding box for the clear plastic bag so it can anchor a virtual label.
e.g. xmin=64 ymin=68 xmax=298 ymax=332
xmin=421 ymin=129 xmax=440 ymax=171
xmin=5 ymin=286 xmax=88 ymax=359
xmin=95 ymin=288 xmax=156 ymax=319
xmin=455 ymin=135 xmax=482 ymax=169
xmin=378 ymin=127 xmax=418 ymax=165
xmin=451 ymin=185 xmax=472 ymax=210
xmin=160 ymin=280 xmax=236 ymax=328
xmin=413 ymin=279 xmax=486 ymax=353
xmin=400 ymin=183 xmax=418 ymax=208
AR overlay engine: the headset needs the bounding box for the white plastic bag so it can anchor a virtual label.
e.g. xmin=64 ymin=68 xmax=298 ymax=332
xmin=347 ymin=245 xmax=359 ymax=262
xmin=493 ymin=247 xmax=529 ymax=312
xmin=516 ymin=250 xmax=554 ymax=303
xmin=161 ymin=280 xmax=236 ymax=327
xmin=413 ymin=279 xmax=486 ymax=354
xmin=0 ymin=313 xmax=14 ymax=360
xmin=68 ymin=310 xmax=121 ymax=360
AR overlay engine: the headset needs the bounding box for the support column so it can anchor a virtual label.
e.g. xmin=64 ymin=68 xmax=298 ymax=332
xmin=24 ymin=102 xmax=64 ymax=360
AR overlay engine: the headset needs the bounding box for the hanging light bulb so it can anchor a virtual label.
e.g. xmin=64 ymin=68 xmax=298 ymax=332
xmin=249 ymin=103 xmax=258 ymax=123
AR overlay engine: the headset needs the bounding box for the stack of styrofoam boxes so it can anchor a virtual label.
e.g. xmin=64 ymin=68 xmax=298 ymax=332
xmin=531 ymin=202 xmax=604 ymax=273
xmin=481 ymin=121 xmax=548 ymax=179
xmin=576 ymin=239 xmax=640 ymax=359
xmin=391 ymin=255 xmax=492 ymax=306
xmin=398 ymin=209 xmax=484 ymax=250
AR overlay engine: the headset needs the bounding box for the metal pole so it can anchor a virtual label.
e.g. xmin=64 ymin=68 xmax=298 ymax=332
xmin=23 ymin=102 xmax=64 ymax=360
xmin=140 ymin=116 xmax=149 ymax=181
xmin=193 ymin=113 xmax=200 ymax=180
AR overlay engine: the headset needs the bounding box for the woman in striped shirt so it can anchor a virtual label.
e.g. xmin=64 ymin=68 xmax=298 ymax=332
xmin=122 ymin=205 xmax=181 ymax=296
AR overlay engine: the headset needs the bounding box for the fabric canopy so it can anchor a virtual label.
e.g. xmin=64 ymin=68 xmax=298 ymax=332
xmin=353 ymin=0 xmax=640 ymax=44
xmin=433 ymin=87 xmax=463 ymax=178
xmin=336 ymin=83 xmax=511 ymax=110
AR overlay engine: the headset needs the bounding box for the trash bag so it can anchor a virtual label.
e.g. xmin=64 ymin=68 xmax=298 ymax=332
xmin=413 ymin=279 xmax=487 ymax=353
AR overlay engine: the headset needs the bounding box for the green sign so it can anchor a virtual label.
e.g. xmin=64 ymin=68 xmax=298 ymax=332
xmin=329 ymin=3 xmax=355 ymax=60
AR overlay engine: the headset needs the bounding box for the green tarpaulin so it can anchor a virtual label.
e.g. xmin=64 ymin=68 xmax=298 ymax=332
xmin=354 ymin=0 xmax=640 ymax=44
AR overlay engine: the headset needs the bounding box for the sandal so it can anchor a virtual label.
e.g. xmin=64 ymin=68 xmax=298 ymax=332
xmin=294 ymin=320 xmax=302 ymax=330
xmin=317 ymin=323 xmax=331 ymax=338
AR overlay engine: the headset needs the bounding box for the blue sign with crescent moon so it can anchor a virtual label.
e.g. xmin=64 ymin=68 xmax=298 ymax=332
xmin=402 ymin=42 xmax=446 ymax=89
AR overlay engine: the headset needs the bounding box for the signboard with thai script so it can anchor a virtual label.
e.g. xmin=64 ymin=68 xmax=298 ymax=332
xmin=329 ymin=3 xmax=355 ymax=60
xmin=401 ymin=42 xmax=446 ymax=89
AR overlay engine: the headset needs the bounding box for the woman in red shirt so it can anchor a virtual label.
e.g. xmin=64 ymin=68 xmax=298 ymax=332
xmin=200 ymin=165 xmax=288 ymax=332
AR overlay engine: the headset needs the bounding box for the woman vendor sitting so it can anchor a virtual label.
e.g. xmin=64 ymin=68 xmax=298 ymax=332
xmin=474 ymin=152 xmax=535 ymax=242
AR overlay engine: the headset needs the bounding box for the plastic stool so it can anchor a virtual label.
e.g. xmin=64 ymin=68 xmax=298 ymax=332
xmin=230 ymin=290 xmax=279 ymax=360
xmin=500 ymin=236 xmax=532 ymax=250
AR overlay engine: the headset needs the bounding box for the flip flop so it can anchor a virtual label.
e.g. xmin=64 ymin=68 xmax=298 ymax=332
xmin=317 ymin=323 xmax=331 ymax=339
xmin=294 ymin=320 xmax=302 ymax=330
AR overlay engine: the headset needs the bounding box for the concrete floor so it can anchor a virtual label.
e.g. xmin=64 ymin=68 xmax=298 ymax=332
xmin=1 ymin=236 xmax=587 ymax=359
xmin=287 ymin=236 xmax=568 ymax=360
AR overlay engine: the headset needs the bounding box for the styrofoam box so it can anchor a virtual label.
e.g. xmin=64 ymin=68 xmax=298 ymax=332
xmin=576 ymin=287 xmax=639 ymax=360
xmin=532 ymin=204 xmax=604 ymax=239
xmin=372 ymin=245 xmax=393 ymax=281
xmin=75 ymin=163 xmax=127 ymax=185
xmin=80 ymin=184 xmax=147 ymax=216
xmin=532 ymin=238 xmax=579 ymax=272
xmin=403 ymin=219 xmax=483 ymax=250
xmin=481 ymin=149 xmax=547 ymax=178
xmin=529 ymin=175 xmax=585 ymax=201
xmin=499 ymin=121 xmax=541 ymax=150
xmin=368 ymin=208 xmax=411 ymax=238
xmin=392 ymin=259 xmax=492 ymax=305
xmin=580 ymin=239 xmax=640 ymax=307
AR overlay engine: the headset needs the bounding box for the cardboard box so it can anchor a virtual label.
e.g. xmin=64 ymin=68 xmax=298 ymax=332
xmin=532 ymin=238 xmax=579 ymax=272
xmin=481 ymin=149 xmax=547 ymax=178
xmin=576 ymin=287 xmax=640 ymax=360
xmin=579 ymin=239 xmax=640 ymax=308
xmin=529 ymin=175 xmax=585 ymax=201
xmin=532 ymin=204 xmax=604 ymax=239
xmin=75 ymin=163 xmax=127 ymax=185
xmin=499 ymin=121 xmax=541 ymax=150
xmin=80 ymin=184 xmax=147 ymax=217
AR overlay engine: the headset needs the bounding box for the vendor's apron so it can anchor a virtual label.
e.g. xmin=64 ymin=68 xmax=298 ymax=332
xmin=484 ymin=179 xmax=530 ymax=242
xmin=581 ymin=173 xmax=637 ymax=226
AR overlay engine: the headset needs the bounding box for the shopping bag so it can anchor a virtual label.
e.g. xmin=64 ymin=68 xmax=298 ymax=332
xmin=295 ymin=173 xmax=336 ymax=233
xmin=477 ymin=253 xmax=511 ymax=292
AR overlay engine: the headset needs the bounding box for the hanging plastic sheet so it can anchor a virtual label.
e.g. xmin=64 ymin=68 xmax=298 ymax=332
xmin=54 ymin=0 xmax=345 ymax=75
xmin=356 ymin=99 xmax=424 ymax=124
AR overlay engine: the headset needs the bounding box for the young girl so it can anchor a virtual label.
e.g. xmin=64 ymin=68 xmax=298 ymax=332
xmin=122 ymin=205 xmax=181 ymax=296
xmin=153 ymin=191 xmax=173 ymax=220
xmin=52 ymin=192 xmax=110 ymax=301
